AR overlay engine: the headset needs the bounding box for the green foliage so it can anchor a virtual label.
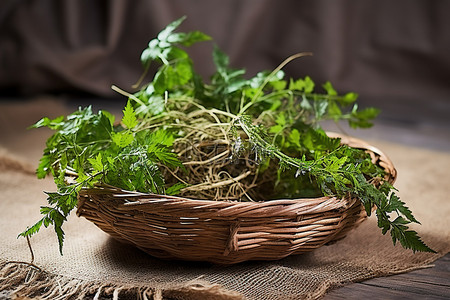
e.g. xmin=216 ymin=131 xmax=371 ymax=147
xmin=136 ymin=16 xmax=211 ymax=115
xmin=140 ymin=16 xmax=211 ymax=68
xmin=21 ymin=105 xmax=181 ymax=253
xmin=236 ymin=118 xmax=434 ymax=253
xmin=25 ymin=16 xmax=433 ymax=254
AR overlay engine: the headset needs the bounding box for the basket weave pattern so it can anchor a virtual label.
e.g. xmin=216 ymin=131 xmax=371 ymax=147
xmin=76 ymin=135 xmax=396 ymax=264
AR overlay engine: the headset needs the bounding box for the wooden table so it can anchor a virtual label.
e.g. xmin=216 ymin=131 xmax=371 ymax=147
xmin=324 ymin=253 xmax=450 ymax=299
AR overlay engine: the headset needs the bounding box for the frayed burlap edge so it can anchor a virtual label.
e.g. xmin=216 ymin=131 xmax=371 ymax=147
xmin=0 ymin=262 xmax=245 ymax=300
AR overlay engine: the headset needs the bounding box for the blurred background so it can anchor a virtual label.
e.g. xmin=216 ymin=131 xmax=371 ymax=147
xmin=1 ymin=0 xmax=449 ymax=152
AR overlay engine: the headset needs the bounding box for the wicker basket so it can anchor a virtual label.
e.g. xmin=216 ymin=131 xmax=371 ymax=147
xmin=76 ymin=134 xmax=396 ymax=264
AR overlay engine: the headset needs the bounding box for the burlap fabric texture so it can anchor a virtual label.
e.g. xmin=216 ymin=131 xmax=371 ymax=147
xmin=1 ymin=113 xmax=449 ymax=299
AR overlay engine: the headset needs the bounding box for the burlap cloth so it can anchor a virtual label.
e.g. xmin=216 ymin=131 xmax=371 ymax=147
xmin=1 ymin=98 xmax=449 ymax=299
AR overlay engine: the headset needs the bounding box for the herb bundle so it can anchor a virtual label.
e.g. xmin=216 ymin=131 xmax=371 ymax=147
xmin=21 ymin=17 xmax=434 ymax=255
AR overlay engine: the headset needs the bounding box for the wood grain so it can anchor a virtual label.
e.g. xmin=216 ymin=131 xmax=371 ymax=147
xmin=324 ymin=253 xmax=450 ymax=299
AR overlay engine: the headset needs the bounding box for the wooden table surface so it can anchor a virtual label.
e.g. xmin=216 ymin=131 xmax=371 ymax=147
xmin=324 ymin=253 xmax=450 ymax=299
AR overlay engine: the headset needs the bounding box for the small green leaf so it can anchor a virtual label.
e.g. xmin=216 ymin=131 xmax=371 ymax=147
xmin=30 ymin=116 xmax=65 ymax=129
xmin=212 ymin=45 xmax=229 ymax=72
xmin=269 ymin=99 xmax=282 ymax=111
xmin=328 ymin=101 xmax=342 ymax=120
xmin=157 ymin=16 xmax=186 ymax=41
xmin=179 ymin=31 xmax=211 ymax=46
xmin=271 ymin=80 xmax=287 ymax=91
xmin=314 ymin=99 xmax=328 ymax=119
xmin=342 ymin=92 xmax=358 ymax=105
xmin=276 ymin=112 xmax=286 ymax=126
xmin=326 ymin=156 xmax=347 ymax=172
xmin=122 ymin=101 xmax=138 ymax=129
xmin=289 ymin=78 xmax=305 ymax=91
xmin=148 ymin=145 xmax=182 ymax=168
xmin=18 ymin=219 xmax=44 ymax=238
xmin=146 ymin=129 xmax=175 ymax=147
xmin=322 ymin=81 xmax=337 ymax=96
xmin=288 ymin=129 xmax=301 ymax=148
xmin=391 ymin=221 xmax=436 ymax=253
xmin=88 ymin=153 xmax=103 ymax=173
xmin=141 ymin=43 xmax=162 ymax=65
xmin=166 ymin=183 xmax=186 ymax=195
xmin=50 ymin=209 xmax=66 ymax=255
xmin=388 ymin=194 xmax=420 ymax=224
xmin=36 ymin=155 xmax=52 ymax=179
xmin=355 ymin=107 xmax=380 ymax=119
xmin=300 ymin=96 xmax=312 ymax=110
xmin=303 ymin=76 xmax=315 ymax=93
xmin=100 ymin=110 xmax=115 ymax=127
xmin=269 ymin=124 xmax=283 ymax=134
xmin=112 ymin=131 xmax=134 ymax=148
xmin=153 ymin=68 xmax=168 ymax=94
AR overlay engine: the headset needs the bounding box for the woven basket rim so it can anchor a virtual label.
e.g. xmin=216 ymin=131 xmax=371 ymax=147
xmin=77 ymin=133 xmax=396 ymax=218
xmin=78 ymin=185 xmax=356 ymax=219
